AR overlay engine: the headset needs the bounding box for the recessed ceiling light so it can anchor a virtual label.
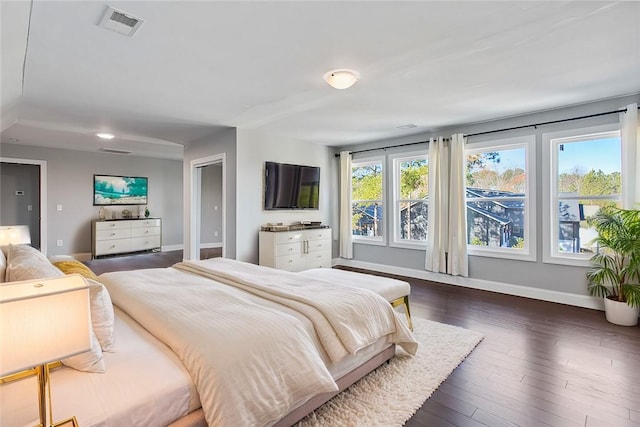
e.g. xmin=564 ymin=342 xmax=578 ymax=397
xmin=397 ymin=124 xmax=418 ymax=129
xmin=323 ymin=69 xmax=360 ymax=90
xmin=96 ymin=133 xmax=115 ymax=140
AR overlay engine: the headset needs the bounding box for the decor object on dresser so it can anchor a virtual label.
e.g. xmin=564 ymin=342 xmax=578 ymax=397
xmin=0 ymin=274 xmax=91 ymax=427
xmin=91 ymin=218 xmax=161 ymax=259
xmin=259 ymin=227 xmax=331 ymax=271
xmin=586 ymin=207 xmax=640 ymax=326
xmin=93 ymin=175 xmax=148 ymax=206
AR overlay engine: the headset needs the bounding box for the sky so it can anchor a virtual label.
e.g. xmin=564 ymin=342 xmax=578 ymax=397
xmin=557 ymin=137 xmax=621 ymax=175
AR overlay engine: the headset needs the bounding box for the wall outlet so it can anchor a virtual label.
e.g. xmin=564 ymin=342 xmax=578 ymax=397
xmin=214 ymin=231 xmax=219 ymax=237
xmin=57 ymin=204 xmax=63 ymax=211
xmin=56 ymin=240 xmax=63 ymax=247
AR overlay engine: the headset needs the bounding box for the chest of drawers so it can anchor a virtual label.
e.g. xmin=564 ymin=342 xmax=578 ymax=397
xmin=259 ymin=228 xmax=331 ymax=272
xmin=92 ymin=218 xmax=162 ymax=259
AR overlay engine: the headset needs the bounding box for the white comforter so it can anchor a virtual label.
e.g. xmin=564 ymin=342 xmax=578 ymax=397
xmin=175 ymin=258 xmax=418 ymax=363
xmin=101 ymin=267 xmax=338 ymax=427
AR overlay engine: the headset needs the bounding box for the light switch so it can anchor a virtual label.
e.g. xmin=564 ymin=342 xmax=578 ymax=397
xmin=56 ymin=240 xmax=63 ymax=247
xmin=214 ymin=205 xmax=218 ymax=211
xmin=27 ymin=205 xmax=33 ymax=211
xmin=57 ymin=204 xmax=63 ymax=211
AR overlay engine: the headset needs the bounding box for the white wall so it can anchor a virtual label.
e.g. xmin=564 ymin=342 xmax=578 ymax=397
xmin=0 ymin=143 xmax=183 ymax=256
xmin=236 ymin=129 xmax=336 ymax=263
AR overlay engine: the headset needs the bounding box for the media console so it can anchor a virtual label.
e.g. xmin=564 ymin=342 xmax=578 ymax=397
xmin=259 ymin=227 xmax=331 ymax=272
xmin=91 ymin=218 xmax=162 ymax=259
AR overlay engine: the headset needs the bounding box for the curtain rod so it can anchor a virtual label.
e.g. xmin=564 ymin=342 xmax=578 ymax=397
xmin=335 ymin=105 xmax=635 ymax=158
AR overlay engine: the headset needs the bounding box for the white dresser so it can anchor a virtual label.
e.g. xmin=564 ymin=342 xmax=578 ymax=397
xmin=92 ymin=218 xmax=162 ymax=259
xmin=259 ymin=227 xmax=332 ymax=272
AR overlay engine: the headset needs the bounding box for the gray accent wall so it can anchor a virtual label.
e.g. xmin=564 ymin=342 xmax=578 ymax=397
xmin=235 ymin=129 xmax=336 ymax=264
xmin=183 ymin=127 xmax=237 ymax=260
xmin=0 ymin=143 xmax=183 ymax=256
xmin=334 ymin=94 xmax=640 ymax=297
xmin=0 ymin=162 xmax=40 ymax=248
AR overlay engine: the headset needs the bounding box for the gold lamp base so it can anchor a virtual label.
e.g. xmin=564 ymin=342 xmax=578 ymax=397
xmin=51 ymin=417 xmax=79 ymax=427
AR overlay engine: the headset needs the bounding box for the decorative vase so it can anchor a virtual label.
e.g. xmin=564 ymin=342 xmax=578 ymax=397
xmin=604 ymin=296 xmax=639 ymax=326
xmin=144 ymin=207 xmax=150 ymax=218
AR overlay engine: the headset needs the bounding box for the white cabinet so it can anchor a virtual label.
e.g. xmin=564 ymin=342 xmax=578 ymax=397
xmin=259 ymin=228 xmax=331 ymax=272
xmin=92 ymin=218 xmax=161 ymax=259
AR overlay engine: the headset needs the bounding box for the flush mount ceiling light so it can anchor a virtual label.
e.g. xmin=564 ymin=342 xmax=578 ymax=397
xmin=96 ymin=133 xmax=115 ymax=140
xmin=323 ymin=69 xmax=360 ymax=90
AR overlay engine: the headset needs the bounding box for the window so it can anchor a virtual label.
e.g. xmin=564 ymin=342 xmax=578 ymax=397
xmin=466 ymin=135 xmax=535 ymax=260
xmin=544 ymin=125 xmax=622 ymax=265
xmin=391 ymin=152 xmax=428 ymax=247
xmin=351 ymin=157 xmax=385 ymax=244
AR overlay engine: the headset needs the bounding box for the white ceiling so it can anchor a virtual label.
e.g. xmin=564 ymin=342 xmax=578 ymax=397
xmin=1 ymin=1 xmax=639 ymax=160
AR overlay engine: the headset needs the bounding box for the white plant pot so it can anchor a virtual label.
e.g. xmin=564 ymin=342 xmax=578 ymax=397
xmin=604 ymin=297 xmax=640 ymax=326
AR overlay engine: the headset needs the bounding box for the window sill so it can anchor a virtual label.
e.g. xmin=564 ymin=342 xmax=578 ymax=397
xmin=467 ymin=247 xmax=536 ymax=262
xmin=353 ymin=238 xmax=387 ymax=247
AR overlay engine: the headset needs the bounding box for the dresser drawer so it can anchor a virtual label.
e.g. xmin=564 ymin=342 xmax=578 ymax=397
xmin=274 ymin=254 xmax=305 ymax=270
xmin=131 ymin=219 xmax=161 ymax=228
xmin=275 ymin=232 xmax=304 ymax=244
xmin=95 ymin=239 xmax=131 ymax=255
xmin=130 ymin=236 xmax=161 ymax=252
xmin=305 ymin=229 xmax=331 ymax=241
xmin=130 ymin=226 xmax=161 ymax=238
xmin=95 ymin=221 xmax=130 ymax=231
xmin=95 ymin=228 xmax=131 ymax=241
xmin=307 ymin=239 xmax=330 ymax=253
xmin=276 ymin=242 xmax=302 ymax=256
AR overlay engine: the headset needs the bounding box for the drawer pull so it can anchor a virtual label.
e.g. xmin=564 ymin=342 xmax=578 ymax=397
xmin=110 ymin=233 xmax=116 ymax=236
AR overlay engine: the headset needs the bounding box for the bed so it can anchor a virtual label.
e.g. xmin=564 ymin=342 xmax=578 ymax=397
xmin=0 ymin=247 xmax=417 ymax=427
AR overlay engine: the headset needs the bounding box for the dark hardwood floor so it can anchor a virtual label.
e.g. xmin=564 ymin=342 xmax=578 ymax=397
xmin=85 ymin=253 xmax=640 ymax=426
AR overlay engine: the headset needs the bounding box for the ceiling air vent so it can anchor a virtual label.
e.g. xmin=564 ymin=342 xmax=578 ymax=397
xmin=99 ymin=148 xmax=132 ymax=155
xmin=98 ymin=6 xmax=144 ymax=37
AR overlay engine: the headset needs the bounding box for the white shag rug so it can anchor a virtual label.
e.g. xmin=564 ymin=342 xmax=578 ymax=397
xmin=295 ymin=317 xmax=484 ymax=427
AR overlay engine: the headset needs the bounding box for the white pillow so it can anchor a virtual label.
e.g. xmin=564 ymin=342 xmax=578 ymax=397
xmin=5 ymin=244 xmax=64 ymax=282
xmin=86 ymin=278 xmax=116 ymax=352
xmin=61 ymin=330 xmax=106 ymax=373
xmin=0 ymin=246 xmax=6 ymax=282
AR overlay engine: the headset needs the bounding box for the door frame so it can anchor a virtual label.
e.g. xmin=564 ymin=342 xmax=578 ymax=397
xmin=0 ymin=157 xmax=47 ymax=255
xmin=189 ymin=153 xmax=225 ymax=260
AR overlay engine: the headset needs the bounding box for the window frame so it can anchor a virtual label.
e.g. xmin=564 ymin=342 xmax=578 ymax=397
xmin=465 ymin=135 xmax=536 ymax=262
xmin=542 ymin=123 xmax=622 ymax=266
xmin=351 ymin=155 xmax=386 ymax=246
xmin=390 ymin=150 xmax=429 ymax=249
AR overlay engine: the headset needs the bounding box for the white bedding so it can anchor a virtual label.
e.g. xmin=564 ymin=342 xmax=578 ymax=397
xmin=175 ymin=258 xmax=418 ymax=362
xmin=0 ymin=307 xmax=200 ymax=427
xmin=101 ymin=267 xmax=339 ymax=427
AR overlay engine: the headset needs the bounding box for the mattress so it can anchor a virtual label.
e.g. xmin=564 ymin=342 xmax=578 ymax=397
xmin=0 ymin=274 xmax=393 ymax=427
xmin=0 ymin=307 xmax=201 ymax=427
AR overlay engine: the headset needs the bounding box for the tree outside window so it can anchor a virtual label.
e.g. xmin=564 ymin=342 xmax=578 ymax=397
xmin=393 ymin=155 xmax=428 ymax=245
xmin=352 ymin=159 xmax=384 ymax=240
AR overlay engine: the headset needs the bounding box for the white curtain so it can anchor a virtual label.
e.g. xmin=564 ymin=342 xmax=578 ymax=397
xmin=621 ymin=103 xmax=639 ymax=209
xmin=339 ymin=151 xmax=353 ymax=259
xmin=425 ymin=135 xmax=469 ymax=277
xmin=425 ymin=137 xmax=448 ymax=273
xmin=447 ymin=133 xmax=469 ymax=277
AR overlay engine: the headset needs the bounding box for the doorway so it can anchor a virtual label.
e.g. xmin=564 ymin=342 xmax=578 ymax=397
xmin=0 ymin=158 xmax=47 ymax=253
xmin=189 ymin=153 xmax=225 ymax=260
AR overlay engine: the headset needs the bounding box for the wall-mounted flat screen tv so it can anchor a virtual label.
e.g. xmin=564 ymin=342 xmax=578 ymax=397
xmin=264 ymin=161 xmax=320 ymax=210
xmin=93 ymin=175 xmax=148 ymax=206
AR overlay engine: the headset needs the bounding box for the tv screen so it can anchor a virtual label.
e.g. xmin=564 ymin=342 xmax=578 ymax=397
xmin=264 ymin=162 xmax=320 ymax=210
xmin=93 ymin=175 xmax=148 ymax=206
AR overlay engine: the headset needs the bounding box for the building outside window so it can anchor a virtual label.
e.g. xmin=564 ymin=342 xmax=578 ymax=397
xmin=351 ymin=157 xmax=385 ymax=243
xmin=465 ymin=135 xmax=535 ymax=260
xmin=391 ymin=152 xmax=428 ymax=247
xmin=544 ymin=125 xmax=622 ymax=265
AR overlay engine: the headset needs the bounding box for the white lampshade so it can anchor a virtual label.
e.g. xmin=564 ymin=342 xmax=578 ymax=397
xmin=0 ymin=275 xmax=91 ymax=377
xmin=0 ymin=225 xmax=31 ymax=246
xmin=323 ymin=69 xmax=360 ymax=90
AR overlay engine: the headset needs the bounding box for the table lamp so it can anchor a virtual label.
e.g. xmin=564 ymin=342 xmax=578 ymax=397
xmin=0 ymin=274 xmax=91 ymax=427
xmin=0 ymin=225 xmax=32 ymax=245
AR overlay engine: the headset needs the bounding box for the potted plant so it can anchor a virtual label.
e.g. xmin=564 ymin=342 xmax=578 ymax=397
xmin=586 ymin=206 xmax=640 ymax=326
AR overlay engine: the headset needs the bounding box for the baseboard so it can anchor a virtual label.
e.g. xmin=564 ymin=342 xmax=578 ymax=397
xmin=332 ymin=258 xmax=603 ymax=311
xmin=200 ymin=242 xmax=223 ymax=249
xmin=70 ymin=252 xmax=91 ymax=262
